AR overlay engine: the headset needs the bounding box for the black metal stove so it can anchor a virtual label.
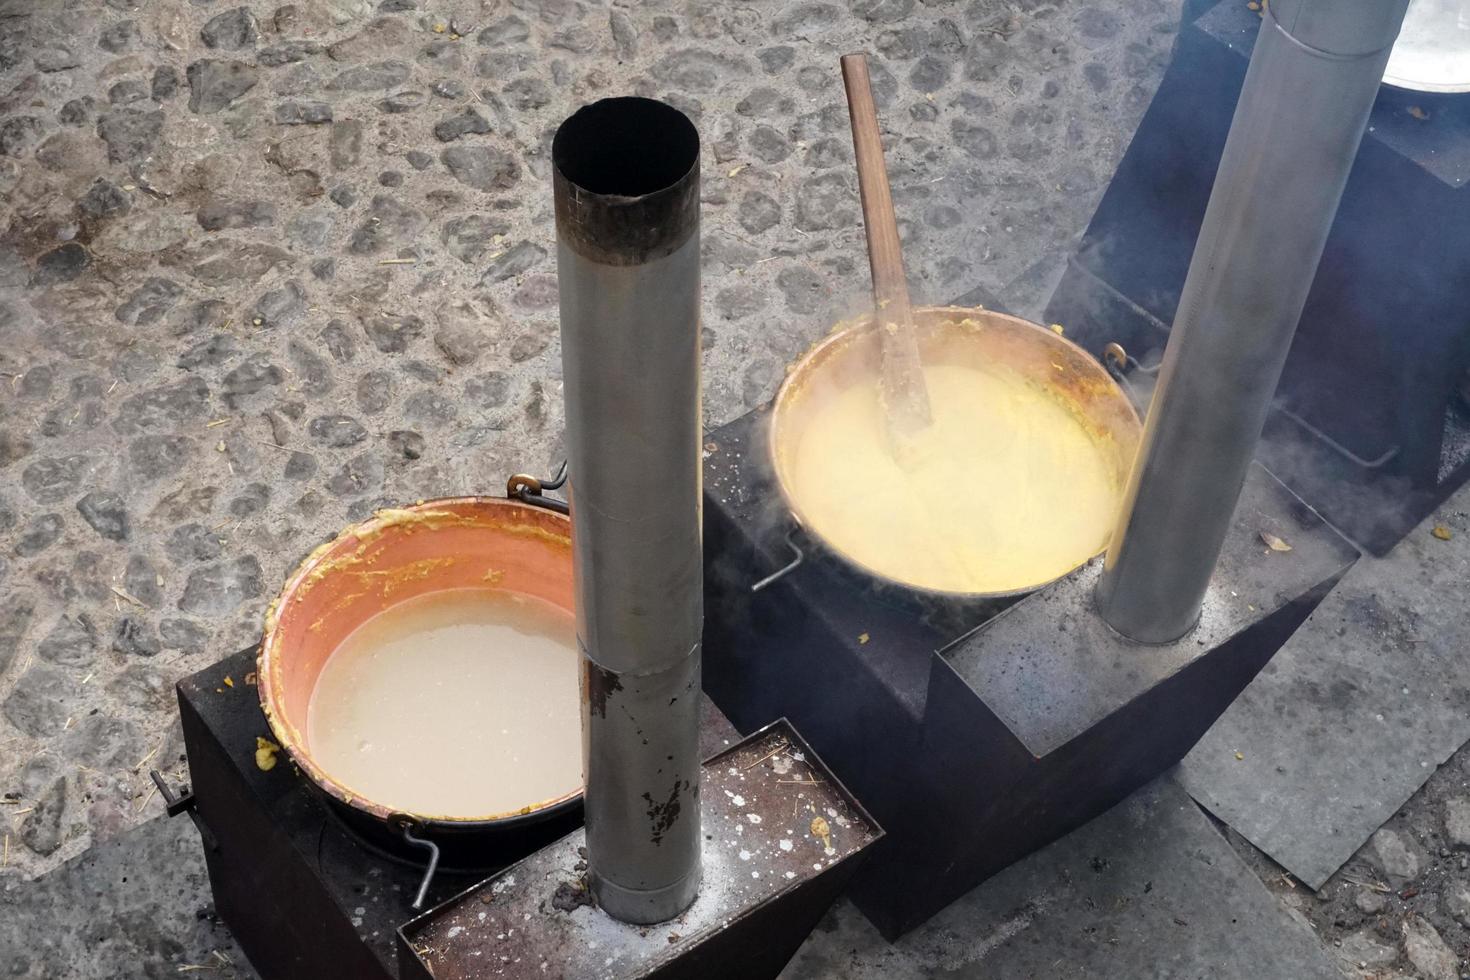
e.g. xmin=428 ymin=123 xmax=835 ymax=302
xmin=700 ymin=404 xmax=1358 ymax=938
xmin=1045 ymin=0 xmax=1470 ymax=554
xmin=168 ymin=649 xmax=735 ymax=978
xmin=169 ymin=648 xmax=879 ymax=979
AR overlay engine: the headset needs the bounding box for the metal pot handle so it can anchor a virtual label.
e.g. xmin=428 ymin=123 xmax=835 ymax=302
xmin=389 ymin=814 xmax=442 ymax=911
xmin=1103 ymin=342 xmax=1158 ymax=416
xmin=507 ymin=461 xmax=569 ymax=515
xmin=751 ymin=527 xmax=805 ymax=594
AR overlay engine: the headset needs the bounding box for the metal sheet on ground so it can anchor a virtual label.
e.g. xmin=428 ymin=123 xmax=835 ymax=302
xmin=1179 ymin=489 xmax=1470 ymax=889
xmin=778 ymin=775 xmax=1340 ymax=980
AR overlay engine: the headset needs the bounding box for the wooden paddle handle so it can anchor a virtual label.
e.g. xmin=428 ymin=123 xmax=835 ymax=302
xmin=841 ymin=53 xmax=912 ymax=320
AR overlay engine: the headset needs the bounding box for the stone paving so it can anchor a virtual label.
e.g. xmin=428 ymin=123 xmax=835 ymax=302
xmin=0 ymin=0 xmax=1179 ymax=882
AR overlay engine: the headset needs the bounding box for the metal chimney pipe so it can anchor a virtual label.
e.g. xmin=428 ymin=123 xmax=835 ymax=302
xmin=552 ymin=98 xmax=703 ymax=925
xmin=1094 ymin=0 xmax=1410 ymax=644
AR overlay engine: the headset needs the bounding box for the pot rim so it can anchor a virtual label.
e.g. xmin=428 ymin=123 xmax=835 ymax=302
xmin=767 ymin=305 xmax=1143 ymax=601
xmin=257 ymin=495 xmax=584 ymax=828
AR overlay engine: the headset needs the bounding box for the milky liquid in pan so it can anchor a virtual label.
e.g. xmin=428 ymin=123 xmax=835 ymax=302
xmin=307 ymin=587 xmax=582 ymax=818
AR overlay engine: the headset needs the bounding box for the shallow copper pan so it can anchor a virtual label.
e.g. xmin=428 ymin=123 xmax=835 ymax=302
xmin=768 ymin=306 xmax=1143 ymax=600
xmin=258 ymin=496 xmax=582 ymax=842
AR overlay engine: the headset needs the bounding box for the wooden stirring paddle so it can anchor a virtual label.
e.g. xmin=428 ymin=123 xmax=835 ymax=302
xmin=840 ymin=52 xmax=932 ymax=447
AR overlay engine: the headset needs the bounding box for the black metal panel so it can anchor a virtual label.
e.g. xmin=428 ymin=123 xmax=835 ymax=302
xmin=397 ymin=720 xmax=882 ymax=980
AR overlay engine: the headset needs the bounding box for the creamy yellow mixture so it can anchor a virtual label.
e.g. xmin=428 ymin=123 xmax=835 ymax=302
xmin=307 ymin=587 xmax=581 ymax=817
xmin=784 ymin=362 xmax=1120 ymax=593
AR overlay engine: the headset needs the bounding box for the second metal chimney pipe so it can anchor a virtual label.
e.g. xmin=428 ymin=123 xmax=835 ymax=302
xmin=553 ymin=98 xmax=703 ymax=924
xmin=1095 ymin=0 xmax=1410 ymax=644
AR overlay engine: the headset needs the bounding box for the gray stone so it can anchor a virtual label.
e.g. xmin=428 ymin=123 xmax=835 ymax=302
xmin=0 ymin=430 xmax=33 ymax=469
xmin=98 ymin=20 xmax=140 ymax=52
xmin=275 ymin=100 xmax=333 ymax=125
xmin=794 ymin=172 xmax=856 ymax=232
xmin=326 ymin=453 xmax=386 ymax=498
xmin=952 ymin=118 xmax=999 ymax=159
xmin=757 ymin=46 xmax=795 ymax=73
xmin=749 ymin=124 xmax=791 ymax=164
xmin=1369 ymin=828 xmax=1422 ymax=883
xmin=776 ymin=265 xmax=829 ymax=314
xmin=478 ymin=15 xmax=530 ymax=46
xmin=737 ymin=191 xmax=780 ymax=234
xmin=309 ymin=415 xmax=368 ymax=447
xmin=221 ymin=354 xmax=284 ymax=406
xmin=405 ymin=149 xmax=433 ymax=170
xmin=431 ymin=317 xmax=485 ymax=370
xmin=167 ymin=523 xmax=223 ymax=563
xmin=327 ymin=60 xmax=412 ymax=91
xmin=0 ymin=595 xmax=34 ymax=676
xmin=329 ymin=16 xmax=413 ymax=61
xmin=115 ymin=277 xmax=183 ymax=326
xmin=175 ymin=333 xmax=239 ymax=370
xmin=259 ymin=40 xmax=323 ymax=66
xmin=481 ymin=241 xmax=545 ymax=283
xmin=186 ymin=60 xmax=258 ymax=114
xmin=228 ymin=483 xmax=269 ymax=518
xmin=910 ymin=54 xmax=951 ymax=93
xmin=378 ymin=170 xmax=404 ymax=187
xmin=124 ymin=554 xmax=162 ymax=607
xmin=361 ymin=312 xmax=424 ymax=353
xmin=130 ymin=437 xmax=198 ymax=481
xmin=20 ymin=777 xmax=67 ymax=856
xmin=610 ymin=9 xmax=638 ymax=59
xmin=113 ymin=377 xmax=209 ymax=434
xmin=64 ymin=714 xmax=146 ymax=769
xmin=4 ymin=666 xmax=76 ymax=737
xmin=151 ymin=65 xmax=180 ymax=101
xmin=329 ymin=184 xmax=358 ymax=207
xmin=0 ymin=116 xmax=43 ymax=157
xmin=508 ymin=329 xmax=549 ymax=362
xmin=38 ymin=614 xmax=99 ymax=667
xmin=388 ymin=430 xmax=424 ymax=459
xmin=321 ymin=320 xmax=357 ymax=361
xmin=32 ymin=244 xmax=90 ymax=285
xmin=430 ymin=78 xmax=466 ymax=100
xmin=106 ymin=663 xmax=172 ymax=711
xmin=442 ymin=144 xmax=520 ymax=191
xmin=23 ymin=456 xmax=96 ymax=504
xmin=377 ymin=90 xmax=426 ymax=113
xmin=250 ymin=280 xmax=306 ymax=328
xmin=112 ymin=617 xmax=161 ymax=657
xmin=356 ymin=370 xmax=393 ymax=413
xmin=178 ymin=557 xmax=263 ymax=615
xmin=330 ymin=118 xmax=364 ymax=169
xmin=108 ymin=80 xmax=150 ymax=106
xmin=419 ymin=40 xmax=463 ymax=72
xmin=162 ymin=238 xmax=294 ymax=285
xmin=715 ymin=284 xmax=767 ymax=320
xmin=287 ymin=341 xmax=333 ymax=396
xmin=442 ymin=215 xmax=510 ymax=263
xmin=464 ymin=371 xmax=510 ymax=409
xmin=159 ymin=618 xmax=209 ymax=651
xmin=1445 ymin=797 xmax=1470 ymax=849
xmin=59 ymin=98 xmax=94 ymax=126
xmin=170 ymin=299 xmax=229 ymax=337
xmin=78 ymin=178 xmax=131 ymax=220
xmin=433 ymin=107 xmax=492 ymax=142
xmin=1403 ymin=916 xmax=1457 ymax=980
xmin=15 ymin=514 xmax=64 ymax=557
xmin=1443 ymin=880 xmax=1470 ymax=928
xmin=284 ymin=451 xmax=317 ymax=481
xmin=1336 ymin=928 xmax=1398 ymax=971
xmin=349 ymin=195 xmax=425 ymax=254
xmin=34 ymin=45 xmax=81 ymax=72
xmin=76 ymin=492 xmax=130 ymax=541
xmin=404 ymin=390 xmax=458 ymax=423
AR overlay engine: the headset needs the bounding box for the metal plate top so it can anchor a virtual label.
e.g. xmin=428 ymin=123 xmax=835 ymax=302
xmin=1384 ymin=0 xmax=1470 ymax=93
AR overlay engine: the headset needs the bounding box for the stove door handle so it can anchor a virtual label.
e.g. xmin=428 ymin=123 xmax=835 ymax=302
xmin=148 ymin=769 xmax=218 ymax=851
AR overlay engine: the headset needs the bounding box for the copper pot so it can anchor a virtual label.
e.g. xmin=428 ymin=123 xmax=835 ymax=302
xmin=257 ymin=495 xmax=582 ymax=886
xmin=768 ymin=306 xmax=1143 ymax=600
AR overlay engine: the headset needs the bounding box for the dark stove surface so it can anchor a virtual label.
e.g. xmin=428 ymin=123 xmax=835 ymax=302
xmin=178 ymin=649 xmax=741 ymax=980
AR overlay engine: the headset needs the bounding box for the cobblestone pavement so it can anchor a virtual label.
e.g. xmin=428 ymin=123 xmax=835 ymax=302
xmin=0 ymin=0 xmax=1179 ymax=881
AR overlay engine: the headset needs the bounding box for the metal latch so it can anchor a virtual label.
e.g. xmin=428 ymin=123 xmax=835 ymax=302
xmin=149 ymin=769 xmax=218 ymax=851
